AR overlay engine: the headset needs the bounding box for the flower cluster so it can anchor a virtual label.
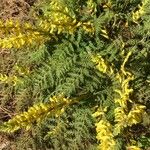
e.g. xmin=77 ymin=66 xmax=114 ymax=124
xmin=0 ymin=0 xmax=94 ymax=49
xmin=113 ymin=71 xmax=134 ymax=135
xmin=0 ymin=95 xmax=71 ymax=133
xmin=38 ymin=0 xmax=94 ymax=34
xmin=92 ymin=52 xmax=146 ymax=147
xmin=0 ymin=73 xmax=22 ymax=86
xmin=91 ymin=54 xmax=114 ymax=75
xmin=114 ymin=51 xmax=146 ymax=135
xmin=132 ymin=0 xmax=148 ymax=23
xmin=0 ymin=20 xmax=46 ymax=49
xmin=127 ymin=104 xmax=146 ymax=126
xmin=92 ymin=107 xmax=116 ymax=150
xmin=95 ymin=119 xmax=116 ymax=150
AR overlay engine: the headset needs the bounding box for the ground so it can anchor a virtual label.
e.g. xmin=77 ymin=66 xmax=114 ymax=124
xmin=0 ymin=1 xmax=37 ymax=149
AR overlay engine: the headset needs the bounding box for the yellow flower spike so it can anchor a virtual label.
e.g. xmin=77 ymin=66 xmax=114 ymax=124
xmin=132 ymin=0 xmax=148 ymax=23
xmin=0 ymin=19 xmax=47 ymax=49
xmin=93 ymin=106 xmax=116 ymax=150
xmin=113 ymin=50 xmax=137 ymax=134
xmin=114 ymin=105 xmax=128 ymax=135
xmin=92 ymin=45 xmax=144 ymax=139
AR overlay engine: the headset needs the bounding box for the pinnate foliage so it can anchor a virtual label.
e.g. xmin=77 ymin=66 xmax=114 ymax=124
xmin=0 ymin=0 xmax=150 ymax=149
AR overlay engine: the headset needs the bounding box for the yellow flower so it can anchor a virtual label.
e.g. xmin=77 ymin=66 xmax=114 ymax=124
xmin=96 ymin=119 xmax=116 ymax=150
xmin=93 ymin=108 xmax=116 ymax=150
xmin=0 ymin=74 xmax=22 ymax=86
xmin=91 ymin=54 xmax=114 ymax=75
xmin=132 ymin=0 xmax=149 ymax=23
xmin=127 ymin=104 xmax=146 ymax=126
xmin=126 ymin=146 xmax=141 ymax=150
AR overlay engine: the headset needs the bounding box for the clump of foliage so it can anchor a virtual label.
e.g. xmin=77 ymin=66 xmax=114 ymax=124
xmin=0 ymin=0 xmax=150 ymax=149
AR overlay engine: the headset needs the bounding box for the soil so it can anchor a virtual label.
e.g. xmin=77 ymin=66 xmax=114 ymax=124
xmin=0 ymin=0 xmax=37 ymax=20
xmin=0 ymin=0 xmax=37 ymax=149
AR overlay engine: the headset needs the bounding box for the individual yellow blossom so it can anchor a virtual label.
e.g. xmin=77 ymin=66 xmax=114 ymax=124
xmin=126 ymin=145 xmax=141 ymax=150
xmin=92 ymin=111 xmax=104 ymax=118
xmin=0 ymin=74 xmax=7 ymax=82
xmin=102 ymin=1 xmax=112 ymax=9
xmin=121 ymin=51 xmax=132 ymax=76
